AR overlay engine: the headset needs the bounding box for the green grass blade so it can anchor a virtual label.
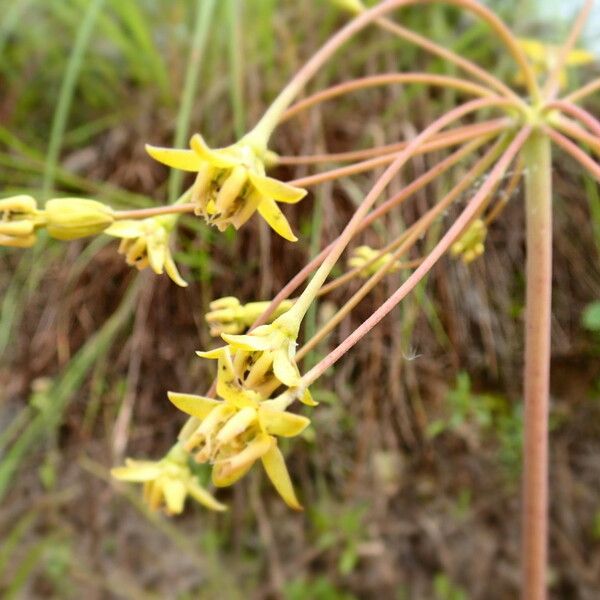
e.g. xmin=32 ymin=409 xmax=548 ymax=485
xmin=168 ymin=0 xmax=217 ymax=203
xmin=42 ymin=0 xmax=106 ymax=200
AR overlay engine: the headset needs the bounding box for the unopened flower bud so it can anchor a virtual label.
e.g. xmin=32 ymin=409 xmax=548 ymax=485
xmin=0 ymin=195 xmax=43 ymax=247
xmin=348 ymin=245 xmax=400 ymax=278
xmin=450 ymin=219 xmax=487 ymax=263
xmin=205 ymin=296 xmax=294 ymax=337
xmin=45 ymin=198 xmax=115 ymax=240
xmin=330 ymin=0 xmax=365 ymax=14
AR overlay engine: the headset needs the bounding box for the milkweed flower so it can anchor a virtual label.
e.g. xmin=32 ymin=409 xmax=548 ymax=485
xmin=0 ymin=195 xmax=44 ymax=247
xmin=516 ymin=38 xmax=595 ymax=90
xmin=105 ymin=215 xmax=187 ymax=287
xmin=111 ymin=445 xmax=226 ymax=514
xmin=219 ymin=311 xmax=317 ymax=403
xmin=450 ymin=219 xmax=487 ymax=263
xmin=205 ymin=296 xmax=294 ymax=337
xmin=347 ymin=245 xmax=401 ymax=278
xmin=45 ymin=198 xmax=115 ymax=240
xmin=170 ymin=348 xmax=310 ymax=509
xmin=146 ymin=134 xmax=307 ymax=241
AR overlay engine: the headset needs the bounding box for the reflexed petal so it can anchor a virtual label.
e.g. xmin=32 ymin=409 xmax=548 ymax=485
xmin=212 ymin=461 xmax=253 ymax=487
xmin=260 ymin=407 xmax=310 ymax=437
xmin=146 ymin=235 xmax=166 ymax=274
xmin=105 ymin=220 xmax=145 ymax=239
xmin=186 ymin=480 xmax=227 ymax=511
xmin=300 ymin=388 xmax=318 ymax=406
xmin=248 ymin=172 xmax=307 ymax=204
xmin=257 ymin=198 xmax=298 ymax=242
xmin=221 ymin=332 xmax=274 ymax=351
xmin=167 ymin=391 xmax=221 ymax=419
xmin=196 ymin=347 xmax=227 ymax=359
xmin=215 ymin=435 xmax=273 ymax=478
xmin=272 ymin=348 xmax=300 ymax=387
xmin=190 ymin=134 xmax=238 ymax=169
xmin=111 ymin=460 xmax=162 ymax=482
xmin=164 ymin=254 xmax=188 ymax=287
xmin=145 ymin=145 xmax=203 ymax=172
xmin=261 ymin=444 xmax=302 ymax=510
xmin=162 ymin=478 xmax=187 ymax=514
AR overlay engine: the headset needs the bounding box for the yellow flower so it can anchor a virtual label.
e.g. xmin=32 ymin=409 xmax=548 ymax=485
xmin=169 ymin=366 xmax=310 ymax=510
xmin=145 ymin=134 xmax=307 ymax=241
xmin=517 ymin=37 xmax=595 ymax=90
xmin=219 ymin=311 xmax=315 ymax=399
xmin=45 ymin=198 xmax=115 ymax=240
xmin=347 ymin=245 xmax=401 ymax=278
xmin=111 ymin=445 xmax=227 ymax=514
xmin=330 ymin=0 xmax=365 ymax=14
xmin=0 ymin=195 xmax=44 ymax=247
xmin=450 ymin=219 xmax=487 ymax=264
xmin=205 ymin=296 xmax=294 ymax=337
xmin=105 ymin=216 xmax=187 ymax=287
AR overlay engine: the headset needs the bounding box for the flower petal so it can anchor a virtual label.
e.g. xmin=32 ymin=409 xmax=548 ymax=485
xmin=212 ymin=461 xmax=253 ymax=487
xmin=190 ymin=134 xmax=238 ymax=169
xmin=145 ymin=145 xmax=203 ymax=172
xmin=164 ymin=253 xmax=188 ymax=287
xmin=260 ymin=444 xmax=302 ymax=510
xmin=111 ymin=461 xmax=163 ymax=482
xmin=105 ymin=220 xmax=145 ymax=239
xmin=215 ymin=435 xmax=273 ymax=479
xmin=272 ymin=348 xmax=301 ymax=387
xmin=186 ymin=480 xmax=227 ymax=511
xmin=299 ymin=388 xmax=318 ymax=406
xmin=260 ymin=407 xmax=310 ymax=437
xmin=221 ymin=332 xmax=273 ymax=351
xmin=248 ymin=172 xmax=307 ymax=204
xmin=257 ymin=198 xmax=298 ymax=242
xmin=167 ymin=391 xmax=222 ymax=420
xmin=162 ymin=478 xmax=187 ymax=514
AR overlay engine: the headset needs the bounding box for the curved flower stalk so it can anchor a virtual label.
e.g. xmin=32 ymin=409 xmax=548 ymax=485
xmin=205 ymin=296 xmax=294 ymax=337
xmin=169 ymin=346 xmax=310 ymax=509
xmin=111 ymin=444 xmax=226 ymax=514
xmin=146 ymin=134 xmax=307 ymax=241
xmin=105 ymin=215 xmax=187 ymax=287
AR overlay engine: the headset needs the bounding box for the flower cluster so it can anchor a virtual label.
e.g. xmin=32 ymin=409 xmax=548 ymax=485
xmin=146 ymin=135 xmax=307 ymax=241
xmin=169 ymin=346 xmax=310 ymax=509
xmin=450 ymin=219 xmax=488 ymax=264
xmin=111 ymin=444 xmax=226 ymax=514
xmin=205 ymin=296 xmax=294 ymax=337
xmin=347 ymin=245 xmax=401 ymax=278
xmin=105 ymin=216 xmax=187 ymax=287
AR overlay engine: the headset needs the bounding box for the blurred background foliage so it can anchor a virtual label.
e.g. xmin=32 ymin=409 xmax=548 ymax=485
xmin=0 ymin=1 xmax=599 ymax=598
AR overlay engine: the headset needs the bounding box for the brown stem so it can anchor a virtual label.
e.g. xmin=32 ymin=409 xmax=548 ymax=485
xmin=521 ymin=130 xmax=552 ymax=600
xmin=545 ymin=101 xmax=600 ymax=137
xmin=545 ymin=126 xmax=600 ymax=181
xmin=297 ymin=135 xmax=508 ymax=359
xmin=542 ymin=0 xmax=593 ymax=101
xmin=562 ymin=77 xmax=600 ymax=104
xmin=287 ymin=119 xmax=509 ymax=188
xmin=301 ymin=127 xmax=531 ymax=386
xmin=281 ymin=72 xmax=494 ymax=123
xmin=115 ymin=203 xmax=196 ymax=220
xmin=552 ymin=116 xmax=600 ymax=157
xmin=277 ymin=118 xmax=509 ymax=165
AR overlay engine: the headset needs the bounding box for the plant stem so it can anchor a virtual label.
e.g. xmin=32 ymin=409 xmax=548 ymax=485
xmin=521 ymin=130 xmax=552 ymax=600
xmin=301 ymin=126 xmax=531 ymax=387
xmin=281 ymin=72 xmax=495 ymax=123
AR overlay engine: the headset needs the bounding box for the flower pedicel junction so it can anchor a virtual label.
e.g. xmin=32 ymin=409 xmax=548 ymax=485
xmin=3 ymin=1 xmax=599 ymax=598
